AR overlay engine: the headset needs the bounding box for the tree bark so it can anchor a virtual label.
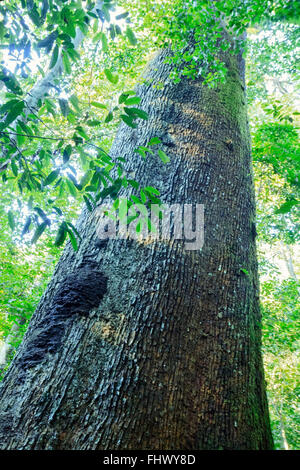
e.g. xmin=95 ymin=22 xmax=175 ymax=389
xmin=0 ymin=41 xmax=274 ymax=449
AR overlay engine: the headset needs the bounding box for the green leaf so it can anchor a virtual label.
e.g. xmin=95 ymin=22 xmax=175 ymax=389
xmin=63 ymin=144 xmax=72 ymax=163
xmin=101 ymin=32 xmax=108 ymax=52
xmin=118 ymin=93 xmax=129 ymax=104
xmin=49 ymin=44 xmax=59 ymax=69
xmin=7 ymin=210 xmax=15 ymax=231
xmin=0 ymin=71 xmax=22 ymax=95
xmin=115 ymin=25 xmax=122 ymax=35
xmin=124 ymin=107 xmax=148 ymax=120
xmin=18 ymin=120 xmax=33 ymax=136
xmin=37 ymin=31 xmax=58 ymax=49
xmin=102 ymin=4 xmax=111 ymax=22
xmin=80 ymin=170 xmax=92 ymax=188
xmin=121 ymin=114 xmax=137 ymax=128
xmin=109 ymin=24 xmax=116 ymax=40
xmin=44 ymin=169 xmax=60 ymax=186
xmin=124 ymin=96 xmax=141 ymax=106
xmin=146 ymin=192 xmax=160 ymax=204
xmin=66 ymin=222 xmax=82 ymax=241
xmin=62 ymin=50 xmax=71 ymax=74
xmin=135 ymin=147 xmax=146 ymax=159
xmin=75 ymin=125 xmax=89 ymax=140
xmin=67 ymin=173 xmax=81 ymax=190
xmin=128 ymin=179 xmax=139 ymax=189
xmin=66 ymin=179 xmax=77 ymax=197
xmin=118 ymin=198 xmax=129 ymax=220
xmin=64 ymin=21 xmax=76 ymax=39
xmin=131 ymin=195 xmax=142 ymax=205
xmin=55 ymin=222 xmax=67 ymax=247
xmin=31 ymin=222 xmax=47 ymax=244
xmin=158 ymin=149 xmax=170 ymax=163
xmin=126 ymin=27 xmax=137 ymax=46
xmin=87 ymin=119 xmax=101 ymax=127
xmin=116 ymin=12 xmax=129 ymax=20
xmin=66 ymin=48 xmax=80 ymax=62
xmin=104 ymin=68 xmax=118 ymax=84
xmin=91 ymin=101 xmax=107 ymax=109
xmin=58 ymin=98 xmax=70 ymax=117
xmin=11 ymin=160 xmax=18 ymax=177
xmin=4 ymin=101 xmax=25 ymax=127
xmin=22 ymin=216 xmax=32 ymax=236
xmin=0 ymin=99 xmax=19 ymax=115
xmin=52 ymin=206 xmax=62 ymax=216
xmin=105 ymin=111 xmax=113 ymax=123
xmin=16 ymin=124 xmax=25 ymax=146
xmin=140 ymin=189 xmax=147 ymax=203
xmin=66 ymin=228 xmax=78 ymax=251
xmin=275 ymin=199 xmax=299 ymax=214
xmin=83 ymin=194 xmax=94 ymax=212
xmin=240 ymin=268 xmax=250 ymax=277
xmin=28 ymin=4 xmax=41 ymax=26
xmin=149 ymin=137 xmax=161 ymax=145
xmin=135 ymin=146 xmax=153 ymax=159
xmin=34 ymin=207 xmax=48 ymax=220
xmin=144 ymin=186 xmax=160 ymax=195
xmin=41 ymin=0 xmax=49 ymax=19
xmin=69 ymin=94 xmax=80 ymax=112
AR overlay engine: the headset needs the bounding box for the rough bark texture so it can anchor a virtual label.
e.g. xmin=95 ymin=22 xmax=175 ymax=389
xmin=0 ymin=43 xmax=273 ymax=449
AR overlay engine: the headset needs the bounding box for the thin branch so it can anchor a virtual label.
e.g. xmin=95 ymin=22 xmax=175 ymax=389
xmin=0 ymin=131 xmax=67 ymax=141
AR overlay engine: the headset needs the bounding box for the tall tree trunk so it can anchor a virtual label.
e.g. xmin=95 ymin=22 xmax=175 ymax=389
xmin=0 ymin=41 xmax=274 ymax=449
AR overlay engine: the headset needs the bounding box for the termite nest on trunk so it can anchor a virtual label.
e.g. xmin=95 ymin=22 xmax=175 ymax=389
xmin=52 ymin=263 xmax=108 ymax=316
xmin=17 ymin=262 xmax=108 ymax=370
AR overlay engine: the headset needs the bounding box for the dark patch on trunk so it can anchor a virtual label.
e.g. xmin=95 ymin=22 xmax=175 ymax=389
xmin=94 ymin=239 xmax=109 ymax=249
xmin=224 ymin=139 xmax=234 ymax=151
xmin=18 ymin=265 xmax=108 ymax=370
xmin=251 ymin=222 xmax=258 ymax=240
